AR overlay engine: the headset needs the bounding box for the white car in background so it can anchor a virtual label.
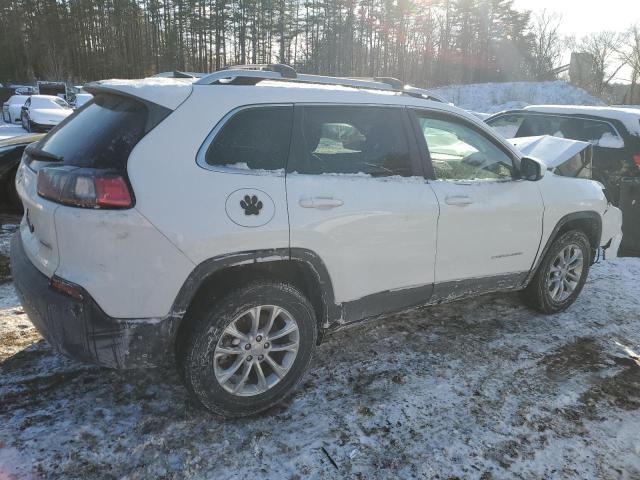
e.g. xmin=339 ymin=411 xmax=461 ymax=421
xmin=2 ymin=95 xmax=30 ymax=124
xmin=20 ymin=95 xmax=73 ymax=132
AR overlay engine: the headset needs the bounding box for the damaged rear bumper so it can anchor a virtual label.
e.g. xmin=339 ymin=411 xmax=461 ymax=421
xmin=601 ymin=206 xmax=623 ymax=259
xmin=10 ymin=233 xmax=176 ymax=369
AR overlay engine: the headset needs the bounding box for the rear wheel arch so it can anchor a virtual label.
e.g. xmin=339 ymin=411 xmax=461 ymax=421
xmin=171 ymin=249 xmax=337 ymax=349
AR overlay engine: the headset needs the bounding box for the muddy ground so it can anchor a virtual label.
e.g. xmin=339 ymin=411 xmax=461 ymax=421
xmin=1 ymin=213 xmax=640 ymax=479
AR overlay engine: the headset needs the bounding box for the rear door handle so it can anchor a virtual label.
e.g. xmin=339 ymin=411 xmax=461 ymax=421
xmin=299 ymin=196 xmax=344 ymax=209
xmin=445 ymin=195 xmax=474 ymax=206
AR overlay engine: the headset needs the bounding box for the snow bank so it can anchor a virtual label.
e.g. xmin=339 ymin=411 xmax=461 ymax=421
xmin=431 ymin=81 xmax=605 ymax=114
xmin=0 ymin=122 xmax=27 ymax=140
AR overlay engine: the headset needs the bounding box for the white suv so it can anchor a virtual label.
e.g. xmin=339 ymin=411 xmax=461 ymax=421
xmin=11 ymin=65 xmax=623 ymax=417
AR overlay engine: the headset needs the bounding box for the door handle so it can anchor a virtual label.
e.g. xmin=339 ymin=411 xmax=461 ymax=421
xmin=445 ymin=195 xmax=474 ymax=206
xmin=299 ymin=196 xmax=344 ymax=209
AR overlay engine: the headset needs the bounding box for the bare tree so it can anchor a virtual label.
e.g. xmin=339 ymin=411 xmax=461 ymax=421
xmin=529 ymin=9 xmax=563 ymax=80
xmin=619 ymin=25 xmax=640 ymax=104
xmin=576 ymin=31 xmax=627 ymax=95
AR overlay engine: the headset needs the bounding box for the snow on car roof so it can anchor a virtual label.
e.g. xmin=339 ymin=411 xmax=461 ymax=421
xmin=6 ymin=95 xmax=29 ymax=104
xmin=85 ymin=77 xmax=196 ymax=110
xmin=524 ymin=105 xmax=640 ymax=136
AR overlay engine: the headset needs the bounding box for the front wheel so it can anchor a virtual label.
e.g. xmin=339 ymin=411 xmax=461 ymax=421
xmin=177 ymin=281 xmax=317 ymax=417
xmin=523 ymin=230 xmax=591 ymax=314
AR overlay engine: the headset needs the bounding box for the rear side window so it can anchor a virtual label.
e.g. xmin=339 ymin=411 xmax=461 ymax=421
xmin=33 ymin=94 xmax=163 ymax=170
xmin=289 ymin=106 xmax=412 ymax=177
xmin=487 ymin=114 xmax=525 ymax=138
xmin=517 ymin=115 xmax=624 ymax=148
xmin=205 ymin=106 xmax=293 ymax=171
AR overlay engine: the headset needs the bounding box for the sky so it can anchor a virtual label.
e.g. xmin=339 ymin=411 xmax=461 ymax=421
xmin=513 ymin=0 xmax=640 ymax=38
xmin=513 ymin=0 xmax=640 ymax=82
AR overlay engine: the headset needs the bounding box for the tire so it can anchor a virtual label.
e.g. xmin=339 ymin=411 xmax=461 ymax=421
xmin=21 ymin=114 xmax=30 ymax=132
xmin=177 ymin=281 xmax=317 ymax=417
xmin=523 ymin=230 xmax=591 ymax=314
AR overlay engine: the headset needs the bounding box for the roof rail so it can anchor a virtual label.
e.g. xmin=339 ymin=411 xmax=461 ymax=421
xmin=194 ymin=64 xmax=445 ymax=103
xmin=151 ymin=71 xmax=207 ymax=79
xmin=221 ymin=63 xmax=297 ymax=78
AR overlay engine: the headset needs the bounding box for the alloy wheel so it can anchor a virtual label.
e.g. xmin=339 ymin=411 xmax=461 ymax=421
xmin=546 ymin=244 xmax=584 ymax=302
xmin=213 ymin=305 xmax=300 ymax=397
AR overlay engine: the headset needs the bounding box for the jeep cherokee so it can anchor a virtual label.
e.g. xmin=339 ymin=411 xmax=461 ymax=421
xmin=11 ymin=65 xmax=623 ymax=417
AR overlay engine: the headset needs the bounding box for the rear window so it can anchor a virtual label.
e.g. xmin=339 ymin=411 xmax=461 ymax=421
xmin=32 ymin=94 xmax=162 ymax=170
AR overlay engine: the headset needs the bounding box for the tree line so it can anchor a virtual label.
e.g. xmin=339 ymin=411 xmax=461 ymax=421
xmin=0 ymin=0 xmax=638 ymax=94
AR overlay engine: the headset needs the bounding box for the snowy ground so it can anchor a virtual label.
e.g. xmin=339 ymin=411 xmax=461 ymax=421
xmin=1 ymin=214 xmax=640 ymax=479
xmin=0 ymin=120 xmax=27 ymax=140
xmin=431 ymin=81 xmax=604 ymax=115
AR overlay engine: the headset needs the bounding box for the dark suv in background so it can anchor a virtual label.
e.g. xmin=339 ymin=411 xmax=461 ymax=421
xmin=486 ymin=106 xmax=640 ymax=256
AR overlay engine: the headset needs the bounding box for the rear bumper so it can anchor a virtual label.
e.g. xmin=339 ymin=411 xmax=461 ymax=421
xmin=601 ymin=206 xmax=624 ymax=259
xmin=10 ymin=233 xmax=176 ymax=368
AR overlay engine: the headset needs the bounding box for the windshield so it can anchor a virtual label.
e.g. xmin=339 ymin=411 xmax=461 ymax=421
xmin=32 ymin=97 xmax=70 ymax=109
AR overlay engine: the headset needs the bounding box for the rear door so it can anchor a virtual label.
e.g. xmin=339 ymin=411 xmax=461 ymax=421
xmin=411 ymin=109 xmax=544 ymax=295
xmin=285 ymin=104 xmax=439 ymax=318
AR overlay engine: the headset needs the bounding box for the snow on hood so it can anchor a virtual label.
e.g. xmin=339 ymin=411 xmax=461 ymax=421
xmin=85 ymin=77 xmax=195 ymax=110
xmin=30 ymin=108 xmax=71 ymax=122
xmin=509 ymin=135 xmax=592 ymax=169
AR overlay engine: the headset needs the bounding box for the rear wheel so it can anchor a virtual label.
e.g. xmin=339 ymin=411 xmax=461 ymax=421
xmin=523 ymin=230 xmax=591 ymax=313
xmin=177 ymin=281 xmax=317 ymax=417
xmin=21 ymin=114 xmax=31 ymax=132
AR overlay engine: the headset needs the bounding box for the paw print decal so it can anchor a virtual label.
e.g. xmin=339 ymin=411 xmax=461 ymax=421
xmin=240 ymin=195 xmax=263 ymax=216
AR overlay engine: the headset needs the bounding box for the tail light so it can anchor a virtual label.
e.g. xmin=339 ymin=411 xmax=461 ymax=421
xmin=37 ymin=167 xmax=133 ymax=209
xmin=633 ymin=154 xmax=640 ymax=167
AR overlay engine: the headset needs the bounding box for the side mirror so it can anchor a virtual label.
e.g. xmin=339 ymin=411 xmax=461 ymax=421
xmin=520 ymin=156 xmax=545 ymax=181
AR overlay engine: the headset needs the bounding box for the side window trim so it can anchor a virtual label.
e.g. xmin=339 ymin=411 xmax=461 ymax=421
xmin=410 ymin=108 xmax=519 ymax=182
xmin=408 ymin=108 xmax=435 ymax=180
xmin=287 ymin=103 xmax=424 ymax=178
xmin=196 ymin=103 xmax=293 ymax=175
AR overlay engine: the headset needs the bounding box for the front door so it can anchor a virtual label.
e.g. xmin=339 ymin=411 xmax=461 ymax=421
xmin=410 ymin=109 xmax=544 ymax=297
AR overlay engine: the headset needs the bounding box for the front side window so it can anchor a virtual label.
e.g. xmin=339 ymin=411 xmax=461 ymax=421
xmin=289 ymin=106 xmax=413 ymax=177
xmin=205 ymin=105 xmax=293 ymax=171
xmin=414 ymin=112 xmax=514 ymax=181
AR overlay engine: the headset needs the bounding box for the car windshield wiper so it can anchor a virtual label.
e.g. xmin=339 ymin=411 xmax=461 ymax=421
xmin=25 ymin=144 xmax=63 ymax=162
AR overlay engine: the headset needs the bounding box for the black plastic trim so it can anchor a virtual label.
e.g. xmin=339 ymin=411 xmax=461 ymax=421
xmin=168 ymin=247 xmax=339 ymax=329
xmin=524 ymin=211 xmax=602 ymax=286
xmin=10 ymin=233 xmax=176 ymax=369
xmin=340 ymin=284 xmax=434 ymax=324
xmin=431 ymin=272 xmax=527 ymax=304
